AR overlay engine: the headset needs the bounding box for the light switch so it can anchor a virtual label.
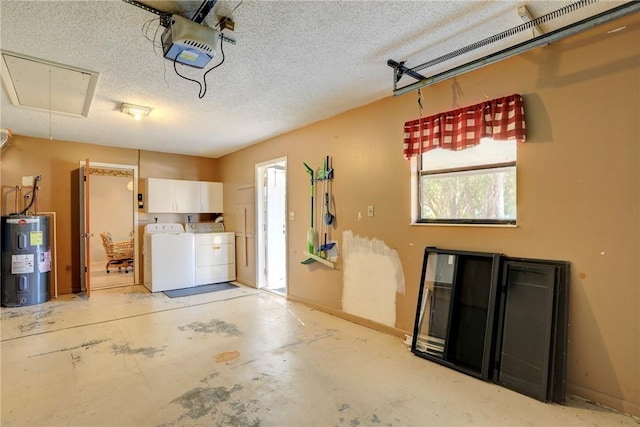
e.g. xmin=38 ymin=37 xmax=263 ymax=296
xmin=22 ymin=176 xmax=34 ymax=187
xmin=367 ymin=205 xmax=374 ymax=217
xmin=289 ymin=211 xmax=295 ymax=221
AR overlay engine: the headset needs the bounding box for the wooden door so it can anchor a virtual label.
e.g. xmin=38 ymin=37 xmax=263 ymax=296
xmin=79 ymin=159 xmax=91 ymax=297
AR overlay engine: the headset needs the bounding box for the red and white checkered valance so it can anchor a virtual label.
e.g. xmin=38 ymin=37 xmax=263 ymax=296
xmin=402 ymin=93 xmax=526 ymax=159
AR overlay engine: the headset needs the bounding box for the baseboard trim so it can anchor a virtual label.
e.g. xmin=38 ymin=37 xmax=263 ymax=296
xmin=287 ymin=294 xmax=409 ymax=339
xmin=567 ymin=383 xmax=640 ymax=419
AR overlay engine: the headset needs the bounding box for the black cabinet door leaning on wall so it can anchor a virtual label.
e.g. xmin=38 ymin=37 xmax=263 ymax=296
xmin=412 ymin=247 xmax=569 ymax=404
xmin=495 ymin=258 xmax=569 ymax=403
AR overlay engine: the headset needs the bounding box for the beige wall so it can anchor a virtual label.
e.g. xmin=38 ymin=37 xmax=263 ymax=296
xmin=1 ymin=138 xmax=220 ymax=293
xmin=0 ymin=12 xmax=637 ymax=417
xmin=218 ymin=14 xmax=639 ymax=416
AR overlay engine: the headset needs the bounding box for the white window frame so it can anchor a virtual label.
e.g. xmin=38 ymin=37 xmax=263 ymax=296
xmin=410 ymin=144 xmax=517 ymax=227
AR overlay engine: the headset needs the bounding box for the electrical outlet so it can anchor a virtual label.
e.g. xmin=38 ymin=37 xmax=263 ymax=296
xmin=367 ymin=205 xmax=374 ymax=217
xmin=22 ymin=176 xmax=34 ymax=187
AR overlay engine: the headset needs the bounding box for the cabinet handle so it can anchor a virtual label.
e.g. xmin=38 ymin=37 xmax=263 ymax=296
xmin=212 ymin=245 xmax=220 ymax=250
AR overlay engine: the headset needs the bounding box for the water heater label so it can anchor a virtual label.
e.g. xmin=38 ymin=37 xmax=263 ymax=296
xmin=30 ymin=231 xmax=43 ymax=246
xmin=39 ymin=251 xmax=52 ymax=273
xmin=11 ymin=254 xmax=34 ymax=274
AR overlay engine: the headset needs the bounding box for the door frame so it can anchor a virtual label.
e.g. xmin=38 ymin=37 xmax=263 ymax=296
xmin=255 ymin=157 xmax=287 ymax=293
xmin=79 ymin=161 xmax=139 ymax=286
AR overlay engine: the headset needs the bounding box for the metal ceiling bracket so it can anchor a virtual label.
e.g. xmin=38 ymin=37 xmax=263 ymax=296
xmin=387 ymin=60 xmax=427 ymax=89
xmin=219 ymin=33 xmax=236 ymax=45
xmin=192 ymin=0 xmax=218 ymax=24
xmin=121 ymin=0 xmax=172 ymax=26
xmin=391 ymin=1 xmax=640 ymax=96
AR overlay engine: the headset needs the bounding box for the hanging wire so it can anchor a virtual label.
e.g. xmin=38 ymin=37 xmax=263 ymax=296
xmin=214 ymin=0 xmax=244 ymax=29
xmin=140 ymin=16 xmax=171 ymax=88
xmin=228 ymin=0 xmax=244 ymax=18
xmin=172 ymin=33 xmax=226 ymax=98
xmin=141 ymin=16 xmax=166 ymax=53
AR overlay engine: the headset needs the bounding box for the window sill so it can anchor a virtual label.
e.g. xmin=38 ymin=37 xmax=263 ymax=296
xmin=411 ymin=222 xmax=518 ymax=228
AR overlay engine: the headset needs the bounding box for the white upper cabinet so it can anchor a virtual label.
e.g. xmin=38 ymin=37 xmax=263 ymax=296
xmin=146 ymin=178 xmax=176 ymax=213
xmin=146 ymin=178 xmax=223 ymax=213
xmin=200 ymin=181 xmax=223 ymax=213
xmin=175 ymin=180 xmax=201 ymax=213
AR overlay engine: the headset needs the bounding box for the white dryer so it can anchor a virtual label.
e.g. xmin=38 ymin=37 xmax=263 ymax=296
xmin=185 ymin=222 xmax=236 ymax=285
xmin=143 ymin=223 xmax=195 ymax=292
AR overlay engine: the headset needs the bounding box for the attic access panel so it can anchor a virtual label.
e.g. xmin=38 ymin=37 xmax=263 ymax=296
xmin=1 ymin=51 xmax=99 ymax=118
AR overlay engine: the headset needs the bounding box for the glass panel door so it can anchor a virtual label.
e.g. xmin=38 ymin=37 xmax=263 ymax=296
xmin=412 ymin=247 xmax=502 ymax=380
xmin=414 ymin=252 xmax=456 ymax=358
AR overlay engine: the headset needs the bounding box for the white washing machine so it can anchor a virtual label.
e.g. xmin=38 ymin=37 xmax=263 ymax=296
xmin=143 ymin=223 xmax=195 ymax=292
xmin=185 ymin=222 xmax=236 ymax=285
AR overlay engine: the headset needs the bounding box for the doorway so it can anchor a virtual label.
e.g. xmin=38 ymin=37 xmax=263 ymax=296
xmin=256 ymin=158 xmax=287 ymax=295
xmin=80 ymin=161 xmax=139 ymax=292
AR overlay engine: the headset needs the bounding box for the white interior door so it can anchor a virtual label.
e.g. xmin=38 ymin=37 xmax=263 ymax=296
xmin=265 ymin=165 xmax=286 ymax=291
xmin=256 ymin=158 xmax=287 ymax=294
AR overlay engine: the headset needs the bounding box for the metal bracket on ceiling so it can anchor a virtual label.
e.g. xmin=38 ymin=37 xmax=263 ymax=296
xmin=219 ymin=34 xmax=236 ymax=45
xmin=122 ymin=0 xmax=236 ymax=45
xmin=192 ymin=0 xmax=218 ymax=24
xmin=122 ymin=0 xmax=218 ymax=27
xmin=121 ymin=0 xmax=172 ymax=26
xmin=387 ymin=60 xmax=426 ymax=88
xmin=194 ymin=0 xmax=238 ymax=46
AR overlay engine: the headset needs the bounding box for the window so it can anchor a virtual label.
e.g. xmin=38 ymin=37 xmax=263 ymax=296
xmin=417 ymin=138 xmax=516 ymax=225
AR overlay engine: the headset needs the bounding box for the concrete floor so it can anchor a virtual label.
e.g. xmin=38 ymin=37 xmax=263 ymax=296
xmin=1 ymin=284 xmax=637 ymax=427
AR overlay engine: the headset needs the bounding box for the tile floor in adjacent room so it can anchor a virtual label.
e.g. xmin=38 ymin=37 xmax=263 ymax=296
xmin=1 ymin=284 xmax=637 ymax=427
xmin=89 ymin=260 xmax=135 ymax=290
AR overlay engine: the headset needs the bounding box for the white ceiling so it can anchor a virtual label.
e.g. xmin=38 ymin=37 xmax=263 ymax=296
xmin=0 ymin=0 xmax=630 ymax=158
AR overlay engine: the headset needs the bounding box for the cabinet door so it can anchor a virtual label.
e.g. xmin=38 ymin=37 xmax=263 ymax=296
xmin=175 ymin=180 xmax=201 ymax=213
xmin=497 ymin=261 xmax=557 ymax=401
xmin=146 ymin=178 xmax=176 ymax=213
xmin=200 ymin=182 xmax=223 ymax=213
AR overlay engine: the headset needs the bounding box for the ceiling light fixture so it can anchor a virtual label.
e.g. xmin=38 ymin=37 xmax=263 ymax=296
xmin=121 ymin=103 xmax=151 ymax=120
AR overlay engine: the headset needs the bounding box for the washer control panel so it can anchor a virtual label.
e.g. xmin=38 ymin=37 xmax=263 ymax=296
xmin=186 ymin=222 xmax=225 ymax=233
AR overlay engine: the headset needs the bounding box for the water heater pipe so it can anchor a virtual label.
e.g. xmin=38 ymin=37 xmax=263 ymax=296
xmin=1 ymin=185 xmax=21 ymax=213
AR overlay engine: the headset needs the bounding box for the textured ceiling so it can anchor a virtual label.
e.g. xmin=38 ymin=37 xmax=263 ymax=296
xmin=0 ymin=0 xmax=630 ymax=158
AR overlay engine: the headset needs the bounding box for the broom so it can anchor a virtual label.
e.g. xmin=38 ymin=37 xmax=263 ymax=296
xmin=301 ymin=162 xmax=316 ymax=264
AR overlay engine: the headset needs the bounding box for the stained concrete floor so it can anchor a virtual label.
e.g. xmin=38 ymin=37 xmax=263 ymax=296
xmin=1 ymin=284 xmax=637 ymax=427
